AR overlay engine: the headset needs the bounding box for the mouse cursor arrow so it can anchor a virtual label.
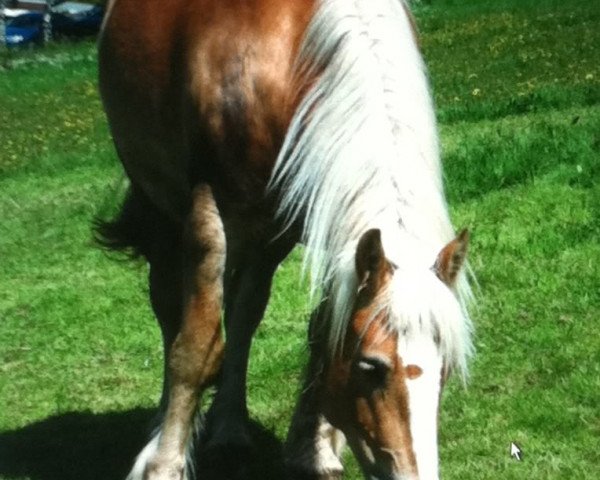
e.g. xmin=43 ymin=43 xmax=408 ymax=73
xmin=510 ymin=442 xmax=522 ymax=461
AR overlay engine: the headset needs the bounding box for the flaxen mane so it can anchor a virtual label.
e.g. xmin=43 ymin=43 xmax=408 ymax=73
xmin=269 ymin=0 xmax=473 ymax=376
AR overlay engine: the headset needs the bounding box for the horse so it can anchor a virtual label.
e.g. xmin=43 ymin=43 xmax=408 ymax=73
xmin=97 ymin=0 xmax=473 ymax=479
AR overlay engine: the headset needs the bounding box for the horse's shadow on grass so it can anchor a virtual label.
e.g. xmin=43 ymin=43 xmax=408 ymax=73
xmin=0 ymin=409 xmax=287 ymax=480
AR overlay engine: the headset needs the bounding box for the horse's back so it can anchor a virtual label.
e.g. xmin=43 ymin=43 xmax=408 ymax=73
xmin=99 ymin=0 xmax=314 ymax=220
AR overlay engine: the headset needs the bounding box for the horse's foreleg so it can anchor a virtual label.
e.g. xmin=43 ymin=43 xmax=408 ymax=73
xmin=128 ymin=185 xmax=225 ymax=480
xmin=285 ymin=313 xmax=345 ymax=479
xmin=206 ymin=244 xmax=287 ymax=451
xmin=285 ymin=397 xmax=346 ymax=479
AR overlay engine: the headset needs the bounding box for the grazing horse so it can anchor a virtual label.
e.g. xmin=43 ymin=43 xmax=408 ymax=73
xmin=98 ymin=0 xmax=473 ymax=479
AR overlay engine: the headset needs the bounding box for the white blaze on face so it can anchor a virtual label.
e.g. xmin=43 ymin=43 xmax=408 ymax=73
xmin=399 ymin=334 xmax=443 ymax=480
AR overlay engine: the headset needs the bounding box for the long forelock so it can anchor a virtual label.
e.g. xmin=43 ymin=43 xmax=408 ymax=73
xmin=385 ymin=268 xmax=473 ymax=380
xmin=326 ymin=250 xmax=473 ymax=380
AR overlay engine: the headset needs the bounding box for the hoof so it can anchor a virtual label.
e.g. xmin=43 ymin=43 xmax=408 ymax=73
xmin=143 ymin=461 xmax=185 ymax=480
xmin=126 ymin=434 xmax=187 ymax=480
xmin=204 ymin=423 xmax=253 ymax=455
xmin=286 ymin=464 xmax=344 ymax=480
xmin=198 ymin=427 xmax=254 ymax=479
xmin=284 ymin=441 xmax=344 ymax=480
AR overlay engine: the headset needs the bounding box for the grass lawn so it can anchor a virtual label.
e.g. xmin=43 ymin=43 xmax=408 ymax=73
xmin=1 ymin=0 xmax=599 ymax=479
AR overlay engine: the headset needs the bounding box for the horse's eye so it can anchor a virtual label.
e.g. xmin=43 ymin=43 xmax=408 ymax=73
xmin=355 ymin=355 xmax=391 ymax=386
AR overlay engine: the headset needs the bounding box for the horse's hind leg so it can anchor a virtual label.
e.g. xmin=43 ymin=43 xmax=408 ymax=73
xmin=127 ymin=185 xmax=225 ymax=480
xmin=147 ymin=227 xmax=183 ymax=414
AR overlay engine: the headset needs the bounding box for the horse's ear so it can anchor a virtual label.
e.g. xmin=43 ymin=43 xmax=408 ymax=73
xmin=434 ymin=229 xmax=469 ymax=287
xmin=355 ymin=229 xmax=391 ymax=294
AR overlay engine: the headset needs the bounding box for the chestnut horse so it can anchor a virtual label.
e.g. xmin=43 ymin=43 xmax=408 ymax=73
xmin=98 ymin=0 xmax=473 ymax=479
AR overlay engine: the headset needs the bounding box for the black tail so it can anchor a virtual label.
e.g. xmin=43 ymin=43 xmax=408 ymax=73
xmin=94 ymin=188 xmax=178 ymax=260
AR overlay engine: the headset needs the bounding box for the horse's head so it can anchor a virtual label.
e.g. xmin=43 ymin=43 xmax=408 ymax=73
xmin=321 ymin=228 xmax=471 ymax=480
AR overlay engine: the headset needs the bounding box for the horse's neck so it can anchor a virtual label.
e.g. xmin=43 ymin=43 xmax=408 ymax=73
xmin=271 ymin=0 xmax=451 ymax=287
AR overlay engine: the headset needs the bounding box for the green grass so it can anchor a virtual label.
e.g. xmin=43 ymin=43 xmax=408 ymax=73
xmin=1 ymin=1 xmax=599 ymax=478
